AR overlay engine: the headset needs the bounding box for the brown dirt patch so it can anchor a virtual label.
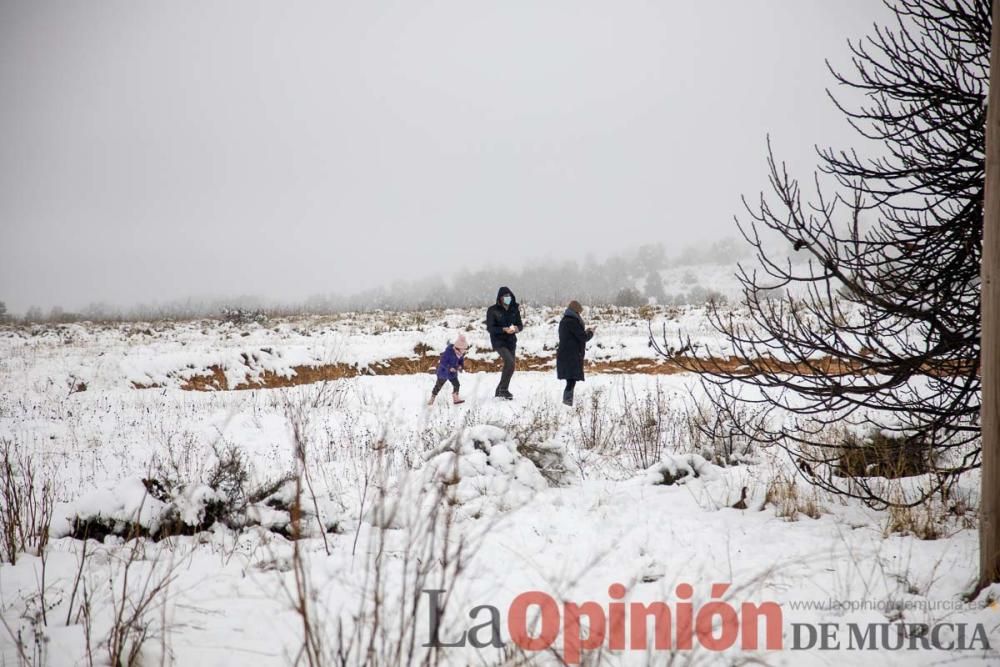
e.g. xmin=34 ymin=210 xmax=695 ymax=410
xmin=139 ymin=352 xmax=848 ymax=392
xmin=181 ymin=366 xmax=229 ymax=391
xmin=134 ymin=350 xmax=967 ymax=392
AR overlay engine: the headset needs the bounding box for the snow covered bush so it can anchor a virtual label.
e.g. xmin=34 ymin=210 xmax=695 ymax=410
xmin=55 ymin=444 xmax=342 ymax=541
xmin=498 ymin=400 xmax=573 ymax=486
xmin=240 ymin=477 xmax=342 ymax=538
xmin=641 ymin=453 xmax=719 ymax=486
xmin=516 ymin=439 xmax=571 ymax=487
xmin=366 ymin=425 xmax=548 ymax=528
xmin=60 ymin=474 xmax=340 ymax=541
xmin=221 ymin=306 xmax=267 ymax=325
xmin=58 ymin=476 xmax=178 ymax=540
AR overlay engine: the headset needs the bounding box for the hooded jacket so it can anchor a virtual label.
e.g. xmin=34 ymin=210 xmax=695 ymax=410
xmin=485 ymin=286 xmax=524 ymax=351
xmin=436 ymin=344 xmax=465 ymax=380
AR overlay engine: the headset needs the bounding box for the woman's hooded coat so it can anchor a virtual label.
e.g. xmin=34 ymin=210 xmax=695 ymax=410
xmin=557 ymin=308 xmax=593 ymax=381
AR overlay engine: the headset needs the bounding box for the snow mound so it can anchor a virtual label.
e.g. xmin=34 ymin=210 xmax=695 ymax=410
xmin=239 ymin=478 xmax=342 ymax=538
xmin=368 ymin=425 xmax=548 ymax=528
xmin=641 ymin=453 xmax=720 ymax=486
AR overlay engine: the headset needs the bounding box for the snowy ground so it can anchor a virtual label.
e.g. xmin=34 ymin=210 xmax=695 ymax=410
xmin=1 ymin=310 xmax=997 ymax=666
xmin=0 ymin=304 xmax=734 ymax=394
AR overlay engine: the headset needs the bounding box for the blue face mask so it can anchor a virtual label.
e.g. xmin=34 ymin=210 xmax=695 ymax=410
xmin=502 ymin=295 xmax=512 ymax=306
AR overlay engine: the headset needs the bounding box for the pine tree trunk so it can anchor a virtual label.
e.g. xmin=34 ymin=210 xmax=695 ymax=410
xmin=980 ymin=0 xmax=1000 ymax=592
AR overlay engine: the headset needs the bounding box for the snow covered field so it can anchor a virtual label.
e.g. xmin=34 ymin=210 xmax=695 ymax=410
xmin=1 ymin=308 xmax=997 ymax=666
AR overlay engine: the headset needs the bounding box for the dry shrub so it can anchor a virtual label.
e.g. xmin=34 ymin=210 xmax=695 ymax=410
xmin=573 ymin=382 xmax=767 ymax=473
xmin=835 ymin=429 xmax=935 ymax=479
xmin=800 ymin=427 xmax=967 ymax=538
xmin=0 ymin=439 xmax=55 ymax=564
xmin=765 ymin=471 xmax=823 ymax=521
xmin=681 ymin=390 xmax=771 ymax=466
xmin=619 ymin=381 xmax=669 ymax=469
xmin=879 ymin=482 xmax=971 ymax=540
xmin=884 ymin=503 xmax=942 ymax=540
xmin=573 ymin=388 xmax=616 ymax=453
xmin=944 ymin=491 xmax=976 ymax=531
xmin=104 ymin=542 xmax=181 ymax=667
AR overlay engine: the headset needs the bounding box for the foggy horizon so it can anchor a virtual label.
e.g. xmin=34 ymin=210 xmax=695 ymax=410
xmin=1 ymin=1 xmax=890 ymax=314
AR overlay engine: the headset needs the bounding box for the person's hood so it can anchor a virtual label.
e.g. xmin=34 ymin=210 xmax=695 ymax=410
xmin=563 ymin=308 xmax=583 ymax=322
xmin=496 ymin=286 xmax=517 ymax=305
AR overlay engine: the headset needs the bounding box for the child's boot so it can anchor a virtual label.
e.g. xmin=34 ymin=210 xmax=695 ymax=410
xmin=428 ymin=392 xmax=438 ymax=406
xmin=452 ymin=392 xmax=465 ymax=405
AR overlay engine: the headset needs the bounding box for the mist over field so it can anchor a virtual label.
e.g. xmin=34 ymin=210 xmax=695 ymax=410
xmin=1 ymin=1 xmax=886 ymax=315
xmin=3 ymin=237 xmax=758 ymax=322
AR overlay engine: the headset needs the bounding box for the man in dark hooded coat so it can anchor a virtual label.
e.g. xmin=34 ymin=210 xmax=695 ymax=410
xmin=486 ymin=286 xmax=523 ymax=399
xmin=557 ymin=300 xmax=594 ymax=406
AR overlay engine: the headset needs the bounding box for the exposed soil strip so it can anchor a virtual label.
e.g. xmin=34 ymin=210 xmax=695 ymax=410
xmin=132 ymin=353 xmax=870 ymax=392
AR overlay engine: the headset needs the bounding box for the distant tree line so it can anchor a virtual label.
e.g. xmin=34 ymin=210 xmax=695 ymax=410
xmin=302 ymin=238 xmax=746 ymax=312
xmin=0 ymin=237 xmax=751 ymax=323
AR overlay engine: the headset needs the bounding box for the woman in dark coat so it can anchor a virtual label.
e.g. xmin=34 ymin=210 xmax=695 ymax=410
xmin=486 ymin=286 xmax=524 ymax=399
xmin=557 ymin=300 xmax=594 ymax=406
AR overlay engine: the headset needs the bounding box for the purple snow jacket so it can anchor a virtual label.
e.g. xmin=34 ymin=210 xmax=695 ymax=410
xmin=436 ymin=344 xmax=465 ymax=380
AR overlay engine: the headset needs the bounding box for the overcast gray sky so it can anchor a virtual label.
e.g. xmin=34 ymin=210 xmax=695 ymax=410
xmin=0 ymin=1 xmax=890 ymax=313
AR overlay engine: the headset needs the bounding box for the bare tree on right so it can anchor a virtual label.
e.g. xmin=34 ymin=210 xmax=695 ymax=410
xmin=658 ymin=0 xmax=990 ymax=508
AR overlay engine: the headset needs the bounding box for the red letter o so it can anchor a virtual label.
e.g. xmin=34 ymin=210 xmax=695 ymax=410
xmin=508 ymin=591 xmax=560 ymax=650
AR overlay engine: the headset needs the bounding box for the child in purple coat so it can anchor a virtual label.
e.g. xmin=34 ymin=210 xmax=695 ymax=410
xmin=429 ymin=334 xmax=469 ymax=405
